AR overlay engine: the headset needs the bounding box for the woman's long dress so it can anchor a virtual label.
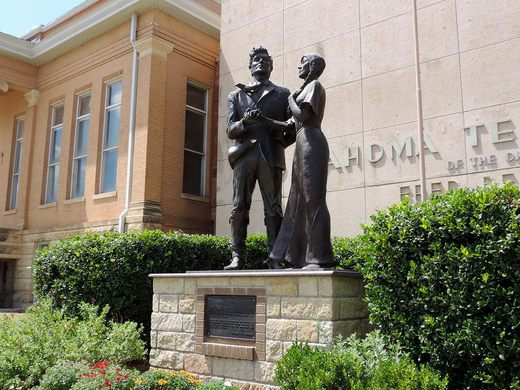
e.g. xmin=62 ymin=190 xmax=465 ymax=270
xmin=270 ymin=80 xmax=334 ymax=267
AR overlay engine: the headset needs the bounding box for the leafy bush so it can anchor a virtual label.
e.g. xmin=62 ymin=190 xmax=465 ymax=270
xmin=34 ymin=231 xmax=232 ymax=337
xmin=34 ymin=230 xmax=362 ymax=339
xmin=275 ymin=331 xmax=447 ymax=389
xmin=361 ymin=183 xmax=520 ymax=389
xmin=0 ymin=300 xmax=145 ymax=389
xmin=38 ymin=361 xmax=90 ymax=390
xmin=332 ymin=235 xmax=366 ymax=269
xmin=244 ymin=233 xmax=268 ymax=269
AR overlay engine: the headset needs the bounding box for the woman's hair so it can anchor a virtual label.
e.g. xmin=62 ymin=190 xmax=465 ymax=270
xmin=294 ymin=53 xmax=326 ymax=98
xmin=303 ymin=53 xmax=326 ymax=79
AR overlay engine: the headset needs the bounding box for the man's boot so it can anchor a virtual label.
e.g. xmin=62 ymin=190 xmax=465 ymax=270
xmin=224 ymin=214 xmax=248 ymax=270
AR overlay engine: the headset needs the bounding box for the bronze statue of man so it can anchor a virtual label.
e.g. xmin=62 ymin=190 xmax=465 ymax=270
xmin=224 ymin=46 xmax=295 ymax=270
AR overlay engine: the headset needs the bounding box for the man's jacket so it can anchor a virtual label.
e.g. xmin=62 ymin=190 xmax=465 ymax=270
xmin=227 ymin=81 xmax=295 ymax=170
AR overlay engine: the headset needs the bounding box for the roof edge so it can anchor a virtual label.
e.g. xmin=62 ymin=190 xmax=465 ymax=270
xmin=0 ymin=0 xmax=220 ymax=65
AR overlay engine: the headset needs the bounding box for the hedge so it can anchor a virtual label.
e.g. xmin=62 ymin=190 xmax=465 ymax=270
xmin=34 ymin=231 xmax=274 ymax=335
xmin=361 ymin=183 xmax=520 ymax=389
xmin=34 ymin=230 xmax=359 ymax=339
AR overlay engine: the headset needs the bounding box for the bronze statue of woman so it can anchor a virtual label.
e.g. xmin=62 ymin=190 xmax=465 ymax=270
xmin=266 ymin=53 xmax=334 ymax=269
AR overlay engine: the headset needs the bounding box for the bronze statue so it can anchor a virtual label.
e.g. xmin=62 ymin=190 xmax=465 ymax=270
xmin=224 ymin=47 xmax=295 ymax=270
xmin=268 ymin=53 xmax=334 ymax=269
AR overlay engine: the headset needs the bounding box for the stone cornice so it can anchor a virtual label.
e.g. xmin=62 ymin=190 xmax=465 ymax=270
xmin=0 ymin=0 xmax=219 ymax=66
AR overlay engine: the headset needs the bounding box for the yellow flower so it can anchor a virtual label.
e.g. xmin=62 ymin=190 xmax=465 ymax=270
xmin=157 ymin=379 xmax=168 ymax=386
xmin=135 ymin=378 xmax=142 ymax=385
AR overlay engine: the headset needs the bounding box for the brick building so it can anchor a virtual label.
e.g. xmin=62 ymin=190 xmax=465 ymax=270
xmin=0 ymin=0 xmax=220 ymax=308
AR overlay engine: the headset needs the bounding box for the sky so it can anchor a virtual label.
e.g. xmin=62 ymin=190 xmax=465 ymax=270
xmin=0 ymin=0 xmax=86 ymax=37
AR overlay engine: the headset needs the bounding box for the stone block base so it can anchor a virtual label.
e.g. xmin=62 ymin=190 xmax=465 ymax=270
xmin=149 ymin=270 xmax=369 ymax=389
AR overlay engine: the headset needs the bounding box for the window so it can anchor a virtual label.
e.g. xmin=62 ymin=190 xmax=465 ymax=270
xmin=183 ymin=84 xmax=207 ymax=196
xmin=45 ymin=104 xmax=64 ymax=203
xmin=8 ymin=117 xmax=24 ymax=210
xmin=70 ymin=93 xmax=91 ymax=198
xmin=100 ymin=80 xmax=122 ymax=193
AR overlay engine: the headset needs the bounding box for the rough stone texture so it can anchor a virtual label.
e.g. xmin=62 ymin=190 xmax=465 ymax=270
xmin=254 ymin=361 xmax=277 ymax=384
xmin=182 ymin=314 xmax=196 ymax=333
xmin=151 ymin=313 xmax=183 ymax=331
xmin=179 ymin=296 xmax=196 ymax=313
xmin=184 ymin=353 xmax=211 ymax=374
xmin=149 ymin=349 xmax=184 ymax=370
xmin=159 ymin=295 xmax=179 ymax=313
xmin=281 ymin=297 xmax=340 ymax=320
xmin=266 ymin=319 xmax=298 ymax=341
xmin=296 ymin=320 xmax=319 ymax=342
xmin=265 ymin=340 xmax=283 ymax=362
xmin=152 ymin=294 xmax=159 ymax=312
xmin=266 ymin=297 xmax=281 ymax=317
xmin=340 ymin=298 xmax=370 ymax=319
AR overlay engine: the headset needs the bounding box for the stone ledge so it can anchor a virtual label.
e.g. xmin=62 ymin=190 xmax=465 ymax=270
xmin=149 ymin=269 xmax=362 ymax=278
xmin=203 ymin=342 xmax=254 ymax=360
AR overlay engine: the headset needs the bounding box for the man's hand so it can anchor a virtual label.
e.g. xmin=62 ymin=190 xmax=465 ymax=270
xmin=243 ymin=109 xmax=262 ymax=126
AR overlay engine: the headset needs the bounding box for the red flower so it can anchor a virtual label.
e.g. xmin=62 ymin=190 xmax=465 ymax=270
xmin=116 ymin=377 xmax=121 ymax=382
xmin=104 ymin=381 xmax=112 ymax=387
xmin=116 ymin=367 xmax=121 ymax=372
xmin=100 ymin=371 xmax=107 ymax=375
xmin=91 ymin=360 xmax=110 ymax=370
xmin=123 ymin=375 xmax=129 ymax=380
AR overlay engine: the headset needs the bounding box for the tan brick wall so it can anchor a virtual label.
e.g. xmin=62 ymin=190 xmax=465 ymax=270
xmin=0 ymin=6 xmax=219 ymax=307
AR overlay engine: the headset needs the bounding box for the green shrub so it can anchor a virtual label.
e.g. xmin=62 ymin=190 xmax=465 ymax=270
xmin=275 ymin=331 xmax=447 ymax=389
xmin=33 ymin=229 xmax=366 ymax=339
xmin=37 ymin=361 xmax=90 ymax=390
xmin=34 ymin=231 xmax=233 ymax=337
xmin=332 ymin=235 xmax=367 ymax=269
xmin=244 ymin=233 xmax=269 ymax=269
xmin=0 ymin=300 xmax=145 ymax=389
xmin=361 ymin=183 xmax=520 ymax=389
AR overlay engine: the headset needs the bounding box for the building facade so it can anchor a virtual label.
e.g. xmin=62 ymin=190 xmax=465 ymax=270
xmin=0 ymin=0 xmax=220 ymax=308
xmin=215 ymin=0 xmax=520 ymax=238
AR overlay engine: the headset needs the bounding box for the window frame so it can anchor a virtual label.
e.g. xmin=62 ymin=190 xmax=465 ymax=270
xmin=7 ymin=116 xmax=25 ymax=210
xmin=70 ymin=92 xmax=91 ymax=199
xmin=44 ymin=103 xmax=64 ymax=204
xmin=182 ymin=83 xmax=208 ymax=197
xmin=99 ymin=80 xmax=122 ymax=194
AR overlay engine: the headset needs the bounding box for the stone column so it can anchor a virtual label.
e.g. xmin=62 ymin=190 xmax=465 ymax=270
xmin=128 ymin=35 xmax=174 ymax=228
xmin=16 ymin=89 xmax=40 ymax=230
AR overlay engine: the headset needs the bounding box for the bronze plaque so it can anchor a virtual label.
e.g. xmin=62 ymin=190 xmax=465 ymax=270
xmin=204 ymin=295 xmax=256 ymax=340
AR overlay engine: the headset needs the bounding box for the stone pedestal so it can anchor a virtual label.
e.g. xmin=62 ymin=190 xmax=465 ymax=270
xmin=149 ymin=270 xmax=369 ymax=389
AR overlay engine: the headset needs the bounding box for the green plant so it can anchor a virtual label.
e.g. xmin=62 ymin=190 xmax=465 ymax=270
xmin=244 ymin=233 xmax=269 ymax=269
xmin=361 ymin=183 xmax=520 ymax=389
xmin=33 ymin=231 xmax=232 ymax=338
xmin=275 ymin=331 xmax=447 ymax=389
xmin=0 ymin=300 xmax=145 ymax=389
xmin=71 ymin=360 xmax=138 ymax=390
xmin=332 ymin=235 xmax=366 ymax=269
xmin=37 ymin=361 xmax=90 ymax=390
